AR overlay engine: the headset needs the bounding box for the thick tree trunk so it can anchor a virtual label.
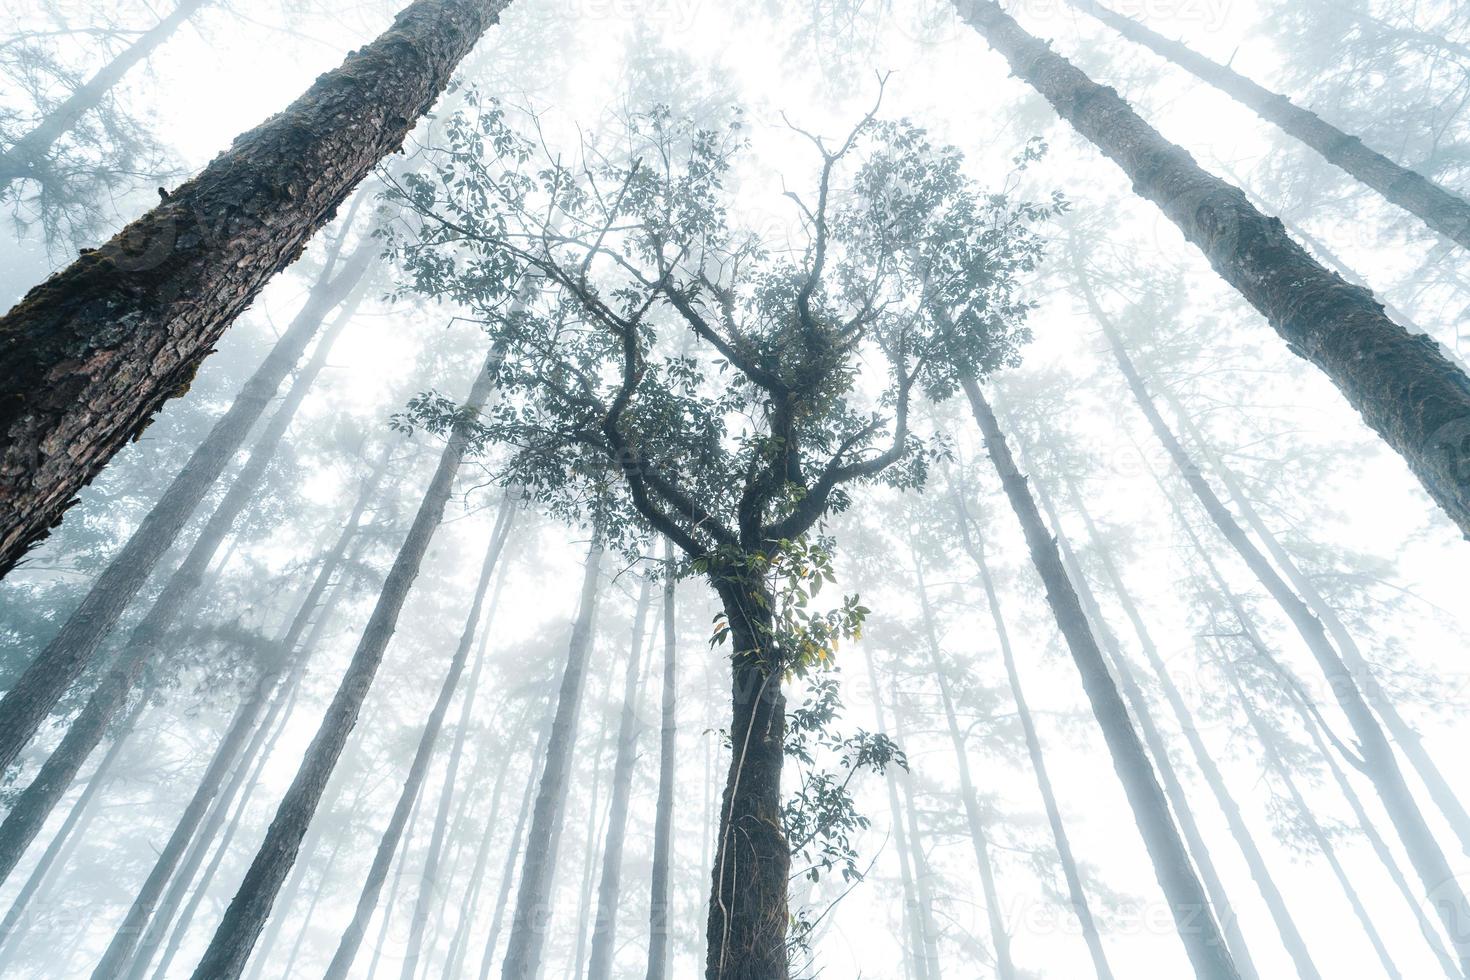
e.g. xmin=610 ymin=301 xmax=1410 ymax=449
xmin=188 ymin=345 xmax=501 ymax=980
xmin=1053 ymin=467 xmax=1323 ymax=980
xmin=910 ymin=548 xmax=1011 ymax=979
xmin=964 ymin=378 xmax=1241 ymax=980
xmin=0 ymin=221 xmax=370 ymax=772
xmin=324 ymin=496 xmax=514 ymax=980
xmin=953 ymin=0 xmax=1470 ymax=538
xmin=0 ymin=0 xmax=516 ymax=572
xmin=643 ymin=539 xmax=678 ymax=980
xmin=1067 ymin=0 xmax=1470 ymax=249
xmin=949 ymin=495 xmax=1115 ymax=980
xmin=500 ymin=528 xmax=606 ymax=980
xmin=0 ymin=0 xmax=214 ymax=190
xmin=704 ymin=588 xmax=789 ymax=980
xmin=1094 ymin=302 xmax=1470 ymax=971
xmin=587 ymin=571 xmax=656 ymax=980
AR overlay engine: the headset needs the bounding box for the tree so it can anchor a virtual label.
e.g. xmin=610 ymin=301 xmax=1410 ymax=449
xmin=643 ymin=539 xmax=678 ymax=980
xmin=0 ymin=0 xmax=518 ymax=574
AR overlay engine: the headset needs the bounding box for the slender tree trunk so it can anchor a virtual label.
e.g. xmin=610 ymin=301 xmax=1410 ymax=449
xmin=1092 ymin=298 xmax=1470 ymax=970
xmin=963 ymin=378 xmax=1240 ymax=980
xmin=953 ymin=0 xmax=1470 ymax=537
xmin=189 ymin=344 xmax=501 ymax=980
xmin=0 ymin=217 xmax=370 ymax=771
xmin=0 ymin=0 xmax=518 ymax=573
xmin=0 ymin=0 xmax=214 ymax=189
xmin=896 ymin=741 xmax=944 ymax=980
xmin=571 ymin=715 xmax=615 ymax=980
xmin=1051 ymin=466 xmax=1323 ymax=980
xmin=704 ymin=584 xmax=790 ymax=980
xmin=910 ymin=548 xmax=1011 ymax=979
xmin=500 ymin=528 xmax=607 ymax=980
xmin=365 ymin=782 xmax=429 ymax=980
xmin=869 ymin=652 xmax=929 ymax=980
xmin=325 ymin=496 xmax=514 ymax=980
xmin=949 ymin=493 xmax=1116 ymax=980
xmin=643 ymin=539 xmax=678 ymax=980
xmin=586 ymin=570 xmax=656 ymax=980
xmin=1067 ymin=0 xmax=1470 ymax=249
xmin=281 ymin=831 xmax=350 ymax=978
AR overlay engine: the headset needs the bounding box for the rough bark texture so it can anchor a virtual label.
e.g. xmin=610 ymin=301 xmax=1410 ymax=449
xmin=0 ymin=0 xmax=513 ymax=574
xmin=0 ymin=0 xmax=214 ymax=190
xmin=1070 ymin=0 xmax=1470 ymax=250
xmin=954 ymin=0 xmax=1470 ymax=538
xmin=704 ymin=589 xmax=789 ymax=980
xmin=0 ymin=228 xmax=369 ymax=774
xmin=964 ymin=378 xmax=1241 ymax=980
xmin=643 ymin=540 xmax=678 ymax=980
xmin=587 ymin=571 xmax=655 ymax=980
xmin=188 ymin=348 xmax=500 ymax=980
xmin=500 ymin=529 xmax=606 ymax=980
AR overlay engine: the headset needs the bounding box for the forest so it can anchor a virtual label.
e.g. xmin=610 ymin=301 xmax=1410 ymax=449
xmin=0 ymin=0 xmax=1467 ymax=977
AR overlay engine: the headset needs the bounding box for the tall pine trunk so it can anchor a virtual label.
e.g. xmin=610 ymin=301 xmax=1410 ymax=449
xmin=324 ymin=494 xmax=514 ymax=980
xmin=0 ymin=0 xmax=214 ymax=189
xmin=0 ymin=0 xmax=516 ymax=572
xmin=897 ymin=749 xmax=944 ymax=980
xmin=0 ymin=223 xmax=370 ymax=772
xmin=948 ymin=494 xmax=1115 ymax=980
xmin=952 ymin=0 xmax=1470 ymax=538
xmin=643 ymin=540 xmax=678 ymax=980
xmin=1067 ymin=0 xmax=1470 ymax=250
xmin=963 ymin=378 xmax=1241 ymax=980
xmin=188 ymin=344 xmax=501 ymax=980
xmin=587 ymin=571 xmax=656 ymax=980
xmin=500 ymin=528 xmax=606 ymax=980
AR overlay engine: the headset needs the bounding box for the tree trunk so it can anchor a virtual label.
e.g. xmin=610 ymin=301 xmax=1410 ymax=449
xmin=910 ymin=547 xmax=1010 ymax=979
xmin=571 ymin=707 xmax=616 ymax=980
xmin=500 ymin=528 xmax=607 ymax=980
xmin=1092 ymin=297 xmax=1470 ymax=971
xmin=953 ymin=0 xmax=1470 ymax=538
xmin=896 ymin=742 xmax=944 ymax=980
xmin=364 ymin=781 xmax=428 ymax=980
xmin=188 ymin=344 xmax=501 ymax=980
xmin=586 ymin=570 xmax=655 ymax=980
xmin=325 ymin=494 xmax=514 ymax=980
xmin=643 ymin=539 xmax=678 ymax=980
xmin=0 ymin=0 xmax=214 ymax=190
xmin=0 ymin=218 xmax=371 ymax=772
xmin=1068 ymin=0 xmax=1470 ymax=250
xmin=704 ymin=586 xmax=789 ymax=980
xmin=0 ymin=0 xmax=517 ymax=573
xmin=963 ymin=377 xmax=1241 ymax=980
xmin=1052 ymin=466 xmax=1323 ymax=980
xmin=949 ymin=493 xmax=1116 ymax=980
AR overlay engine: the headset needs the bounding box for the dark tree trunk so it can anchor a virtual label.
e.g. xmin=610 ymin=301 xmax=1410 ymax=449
xmin=0 ymin=0 xmax=516 ymax=573
xmin=324 ymin=495 xmax=514 ymax=980
xmin=910 ymin=548 xmax=1010 ymax=979
xmin=188 ymin=346 xmax=501 ymax=980
xmin=704 ymin=586 xmax=790 ymax=980
xmin=949 ymin=495 xmax=1115 ymax=980
xmin=643 ymin=539 xmax=678 ymax=980
xmin=1068 ymin=0 xmax=1470 ymax=249
xmin=0 ymin=0 xmax=213 ymax=190
xmin=953 ymin=0 xmax=1470 ymax=538
xmin=0 ymin=222 xmax=370 ymax=772
xmin=587 ymin=570 xmax=656 ymax=980
xmin=963 ymin=378 xmax=1241 ymax=980
xmin=500 ymin=528 xmax=606 ymax=980
xmin=1093 ymin=299 xmax=1470 ymax=971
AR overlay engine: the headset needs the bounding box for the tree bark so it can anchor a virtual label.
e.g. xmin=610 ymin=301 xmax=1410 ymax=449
xmin=0 ymin=0 xmax=214 ymax=190
xmin=953 ymin=0 xmax=1470 ymax=538
xmin=963 ymin=377 xmax=1241 ymax=980
xmin=643 ymin=539 xmax=678 ymax=980
xmin=500 ymin=527 xmax=606 ymax=980
xmin=324 ymin=493 xmax=514 ymax=980
xmin=896 ymin=738 xmax=944 ymax=980
xmin=1067 ymin=0 xmax=1470 ymax=250
xmin=949 ymin=493 xmax=1116 ymax=980
xmin=0 ymin=0 xmax=516 ymax=573
xmin=587 ymin=569 xmax=656 ymax=980
xmin=188 ymin=344 xmax=501 ymax=980
xmin=0 ymin=218 xmax=370 ymax=772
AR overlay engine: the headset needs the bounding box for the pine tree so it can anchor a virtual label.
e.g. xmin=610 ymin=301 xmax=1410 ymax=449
xmin=643 ymin=540 xmax=678 ymax=980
